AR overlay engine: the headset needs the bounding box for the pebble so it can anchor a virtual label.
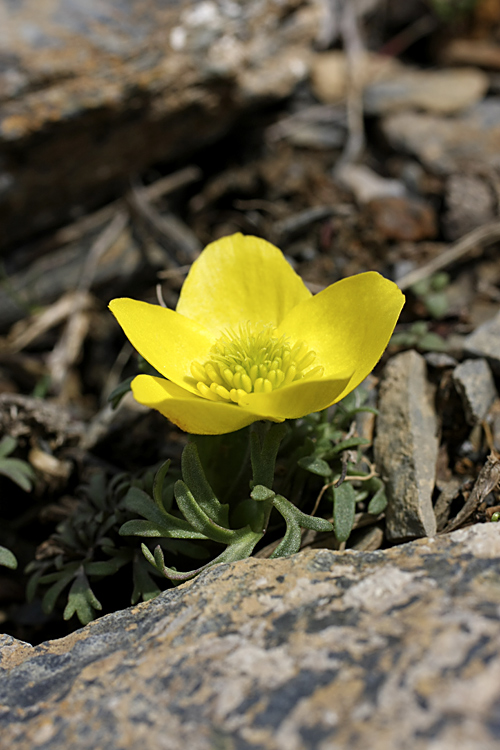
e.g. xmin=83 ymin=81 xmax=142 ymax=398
xmin=424 ymin=351 xmax=458 ymax=369
xmin=453 ymin=358 xmax=497 ymax=424
xmin=443 ymin=173 xmax=495 ymax=241
xmin=336 ymin=163 xmax=406 ymax=204
xmin=364 ymin=66 xmax=488 ymax=115
xmin=311 ymin=52 xmax=488 ymax=116
xmin=382 ymin=99 xmax=500 ymax=174
xmin=366 ymin=195 xmax=437 ymax=242
xmin=463 ymin=310 xmax=500 ymax=374
xmin=374 ymin=350 xmax=438 ymax=540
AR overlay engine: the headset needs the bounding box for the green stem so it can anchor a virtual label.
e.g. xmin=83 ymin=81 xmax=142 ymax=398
xmin=250 ymin=421 xmax=288 ymax=489
xmin=249 ymin=421 xmax=288 ymax=533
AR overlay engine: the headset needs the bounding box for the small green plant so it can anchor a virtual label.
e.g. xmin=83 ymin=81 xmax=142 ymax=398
xmin=121 ymin=387 xmax=387 ymax=581
xmin=0 ymin=436 xmax=37 ymax=492
xmin=411 ymin=272 xmax=450 ymax=320
xmin=391 ymin=320 xmax=448 ymax=352
xmin=25 ymin=468 xmax=184 ymax=625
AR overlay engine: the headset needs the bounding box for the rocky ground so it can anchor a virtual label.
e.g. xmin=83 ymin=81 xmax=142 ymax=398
xmin=1 ymin=0 xmax=500 ymax=746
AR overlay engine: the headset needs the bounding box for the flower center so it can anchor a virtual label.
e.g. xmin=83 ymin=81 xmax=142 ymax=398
xmin=191 ymin=323 xmax=324 ymax=404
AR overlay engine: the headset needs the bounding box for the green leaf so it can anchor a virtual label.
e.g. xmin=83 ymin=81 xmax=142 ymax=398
xmin=26 ymin=566 xmax=46 ymax=601
xmin=0 ymin=545 xmax=17 ymax=569
xmin=181 ymin=443 xmax=229 ymax=526
xmin=120 ymin=519 xmax=207 ymax=540
xmin=273 ymin=494 xmax=333 ymax=533
xmin=0 ymin=457 xmax=36 ymax=492
xmin=333 ymin=482 xmax=356 ymax=542
xmin=152 ymin=459 xmax=171 ymax=510
xmin=297 ymin=456 xmax=332 ymax=477
xmin=131 ymin=555 xmax=162 ymax=604
xmin=84 ymin=553 xmax=130 ymax=577
xmin=418 ymin=332 xmax=449 ymax=352
xmin=41 ymin=564 xmax=80 ymax=614
xmin=328 ymin=437 xmax=371 ymax=456
xmin=107 ymin=376 xmax=134 ymax=409
xmin=63 ymin=569 xmax=102 ymax=625
xmin=0 ymin=436 xmax=17 ymax=458
xmin=269 ymin=517 xmax=301 ymax=558
xmin=270 ymin=494 xmax=334 ymax=559
xmin=174 ymin=480 xmax=242 ymax=544
xmin=367 ymin=481 xmax=388 ymax=515
xmin=124 ymin=486 xmax=205 ymax=537
xmin=146 ymin=529 xmax=263 ymax=581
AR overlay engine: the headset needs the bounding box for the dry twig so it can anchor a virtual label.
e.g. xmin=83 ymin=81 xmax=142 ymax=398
xmin=397 ymin=221 xmax=500 ymax=291
xmin=442 ymin=453 xmax=500 ymax=533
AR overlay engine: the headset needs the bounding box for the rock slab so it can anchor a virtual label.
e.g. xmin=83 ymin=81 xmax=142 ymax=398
xmin=453 ymin=357 xmax=497 ymax=424
xmin=1 ymin=524 xmax=500 ymax=749
xmin=0 ymin=0 xmax=318 ymax=249
xmin=375 ymin=349 xmax=438 ymax=539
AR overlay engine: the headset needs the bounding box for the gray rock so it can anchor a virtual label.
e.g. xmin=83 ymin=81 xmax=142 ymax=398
xmin=463 ymin=310 xmax=500 ymax=374
xmin=0 ymin=0 xmax=318 ymax=249
xmin=374 ymin=350 xmax=438 ymax=540
xmin=453 ymin=358 xmax=497 ymax=424
xmin=1 ymin=524 xmax=500 ymax=749
xmin=443 ymin=173 xmax=496 ymax=241
xmin=382 ymin=98 xmax=500 ymax=174
xmin=424 ymin=351 xmax=458 ymax=369
xmin=364 ymin=66 xmax=488 ymax=116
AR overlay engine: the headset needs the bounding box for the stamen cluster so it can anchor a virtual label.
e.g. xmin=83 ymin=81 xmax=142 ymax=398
xmin=191 ymin=323 xmax=323 ymax=404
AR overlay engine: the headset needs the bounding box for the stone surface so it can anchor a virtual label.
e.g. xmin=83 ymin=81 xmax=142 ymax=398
xmin=0 ymin=0 xmax=319 ymax=249
xmin=336 ymin=163 xmax=406 ymax=204
xmin=374 ymin=350 xmax=438 ymax=540
xmin=453 ymin=358 xmax=497 ymax=424
xmin=311 ymin=51 xmax=487 ymax=115
xmin=364 ymin=66 xmax=488 ymax=115
xmin=382 ymin=99 xmax=500 ymax=174
xmin=310 ymin=50 xmax=398 ymax=105
xmin=443 ymin=173 xmax=496 ymax=241
xmin=1 ymin=523 xmax=500 ymax=749
xmin=464 ymin=310 xmax=500 ymax=374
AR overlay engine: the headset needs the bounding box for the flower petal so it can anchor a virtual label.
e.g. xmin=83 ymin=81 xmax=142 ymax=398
xmin=132 ymin=375 xmax=282 ymax=435
xmin=278 ymin=272 xmax=405 ymax=402
xmin=239 ymin=372 xmax=353 ymax=420
xmin=109 ymin=299 xmax=214 ymax=393
xmin=176 ymin=233 xmax=312 ymax=332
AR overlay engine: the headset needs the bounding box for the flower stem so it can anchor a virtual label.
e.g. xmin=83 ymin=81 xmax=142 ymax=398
xmin=249 ymin=421 xmax=288 ymax=533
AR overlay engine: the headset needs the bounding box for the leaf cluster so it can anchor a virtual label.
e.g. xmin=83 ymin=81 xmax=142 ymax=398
xmin=25 ymin=466 xmax=179 ymax=626
xmin=280 ymin=388 xmax=387 ymax=543
xmin=0 ymin=436 xmax=37 ymax=571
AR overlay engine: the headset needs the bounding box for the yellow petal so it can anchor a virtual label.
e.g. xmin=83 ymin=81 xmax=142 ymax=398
xmin=109 ymin=299 xmax=213 ymax=394
xmin=176 ymin=233 xmax=312 ymax=332
xmin=131 ymin=375 xmax=282 ymax=435
xmin=239 ymin=372 xmax=353 ymax=420
xmin=278 ymin=272 xmax=404 ymax=402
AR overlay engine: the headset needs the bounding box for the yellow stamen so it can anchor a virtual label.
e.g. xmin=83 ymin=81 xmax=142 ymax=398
xmin=191 ymin=322 xmax=322 ymax=404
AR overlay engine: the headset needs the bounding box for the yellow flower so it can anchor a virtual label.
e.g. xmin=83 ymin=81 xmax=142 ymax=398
xmin=109 ymin=234 xmax=404 ymax=435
